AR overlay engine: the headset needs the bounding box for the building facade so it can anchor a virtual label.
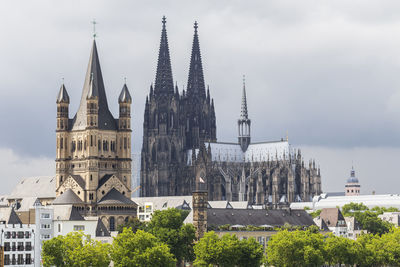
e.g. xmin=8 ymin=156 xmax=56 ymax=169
xmin=55 ymin=38 xmax=137 ymax=230
xmin=141 ymin=18 xmax=322 ymax=208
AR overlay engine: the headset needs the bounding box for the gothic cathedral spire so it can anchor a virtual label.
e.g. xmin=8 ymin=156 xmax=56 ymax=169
xmin=154 ymin=16 xmax=174 ymax=97
xmin=187 ymin=21 xmax=206 ymax=99
xmin=238 ymin=76 xmax=251 ymax=152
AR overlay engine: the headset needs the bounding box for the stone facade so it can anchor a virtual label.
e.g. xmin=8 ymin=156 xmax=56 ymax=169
xmin=141 ymin=18 xmax=322 ymax=208
xmin=55 ymin=39 xmax=137 ymax=230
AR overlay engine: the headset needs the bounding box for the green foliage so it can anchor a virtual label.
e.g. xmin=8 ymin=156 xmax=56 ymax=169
xmin=116 ymin=217 xmax=146 ymax=233
xmin=370 ymin=206 xmax=400 ymax=215
xmin=309 ymin=209 xmax=321 ymax=219
xmin=146 ymin=208 xmax=196 ymax=263
xmin=324 ymin=234 xmax=360 ymax=266
xmin=194 ymin=231 xmax=265 ymax=267
xmin=341 ymin=202 xmax=393 ymax=235
xmin=42 ymin=232 xmax=111 ymax=267
xmin=303 ymin=206 xmax=311 ymax=210
xmin=112 ymin=228 xmax=176 ymax=267
xmin=266 ymin=228 xmax=325 ymax=267
xmin=342 ymin=202 xmax=369 ymax=216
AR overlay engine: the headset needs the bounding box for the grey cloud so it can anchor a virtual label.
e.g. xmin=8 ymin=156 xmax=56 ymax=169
xmin=0 ymin=1 xmax=399 ymax=157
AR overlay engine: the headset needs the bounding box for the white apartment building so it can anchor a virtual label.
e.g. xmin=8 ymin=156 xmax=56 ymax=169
xmin=0 ymin=223 xmax=36 ymax=266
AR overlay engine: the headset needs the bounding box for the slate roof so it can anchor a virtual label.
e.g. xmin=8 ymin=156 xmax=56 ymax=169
xmin=98 ymin=174 xmax=113 ymax=188
xmin=71 ymin=40 xmax=117 ymax=131
xmin=56 ymin=84 xmax=70 ymax=103
xmin=70 ymin=175 xmax=86 ymax=189
xmin=98 ymin=188 xmax=136 ymax=205
xmin=96 ymin=218 xmax=111 ymax=237
xmin=207 ymin=209 xmax=315 ymax=227
xmin=118 ymin=84 xmax=132 ymax=103
xmin=8 ymin=208 xmax=22 ymax=225
xmin=52 ymin=189 xmax=84 ymax=205
xmin=53 ymin=205 xmax=84 ymax=221
xmin=319 ymin=208 xmax=346 ymax=228
xmin=8 ymin=176 xmax=56 ymax=200
xmin=131 ymin=195 xmax=193 ymax=210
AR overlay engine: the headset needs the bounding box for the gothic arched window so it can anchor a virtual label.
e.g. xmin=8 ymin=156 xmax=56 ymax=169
xmin=109 ymin=217 xmax=115 ymax=231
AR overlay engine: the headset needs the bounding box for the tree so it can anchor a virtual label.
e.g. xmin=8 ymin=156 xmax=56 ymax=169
xmin=237 ymin=237 xmax=265 ymax=267
xmin=116 ymin=217 xmax=146 ymax=233
xmin=193 ymin=231 xmax=220 ymax=266
xmin=194 ymin=231 xmax=265 ymax=267
xmin=342 ymin=202 xmax=369 ymax=216
xmin=356 ymin=210 xmax=392 ymax=235
xmin=111 ymin=228 xmax=176 ymax=267
xmin=42 ymin=232 xmax=111 ymax=267
xmin=146 ymin=208 xmax=196 ymax=263
xmin=266 ymin=228 xmax=325 ymax=267
xmin=324 ymin=234 xmax=360 ymax=266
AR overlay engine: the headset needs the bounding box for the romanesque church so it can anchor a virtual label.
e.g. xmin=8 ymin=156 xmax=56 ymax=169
xmin=55 ymin=39 xmax=137 ymax=230
xmin=141 ymin=17 xmax=322 ymax=208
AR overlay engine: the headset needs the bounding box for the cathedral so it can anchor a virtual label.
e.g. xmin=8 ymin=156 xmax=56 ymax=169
xmin=55 ymin=38 xmax=137 ymax=230
xmin=140 ymin=17 xmax=322 ymax=208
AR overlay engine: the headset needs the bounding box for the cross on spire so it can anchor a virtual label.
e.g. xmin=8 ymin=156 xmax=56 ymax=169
xmin=92 ymin=19 xmax=97 ymax=38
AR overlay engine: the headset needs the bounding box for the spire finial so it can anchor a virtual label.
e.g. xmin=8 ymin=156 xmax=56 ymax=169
xmin=286 ymin=130 xmax=289 ymax=141
xmin=91 ymin=19 xmax=97 ymax=39
xmin=194 ymin=21 xmax=198 ymax=33
xmin=61 ymin=77 xmax=64 ymax=84
xmin=124 ymin=77 xmax=127 ymax=84
xmin=162 ymin=16 xmax=166 ymax=27
xmin=243 ymin=74 xmax=246 ymax=88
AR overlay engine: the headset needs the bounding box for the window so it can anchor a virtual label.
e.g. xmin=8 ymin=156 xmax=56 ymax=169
xmin=41 ymin=213 xmax=51 ymax=219
xmin=25 ymin=242 xmax=32 ymax=251
xmin=17 ymin=242 xmax=24 ymax=251
xmin=12 ymin=232 xmax=16 ymax=238
xmin=5 ymin=231 xmax=11 ymax=239
xmin=4 ymin=242 xmax=10 ymax=251
xmin=109 ymin=217 xmax=115 ymax=231
xmin=89 ymin=193 xmax=94 ymax=200
xmin=17 ymin=231 xmax=24 ymax=238
xmin=41 ymin=234 xmax=50 ymax=240
xmin=4 ymin=254 xmax=10 ymax=265
xmin=25 ymin=231 xmax=31 ymax=238
xmin=17 ymin=254 xmax=24 ymax=264
xmin=58 ymin=223 xmax=61 ymax=233
xmin=73 ymin=225 xmax=85 ymax=231
xmin=25 ymin=254 xmax=32 ymax=264
xmin=41 ymin=224 xmax=51 ymax=229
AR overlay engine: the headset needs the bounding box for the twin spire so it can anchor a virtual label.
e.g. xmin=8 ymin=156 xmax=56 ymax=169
xmin=187 ymin=21 xmax=206 ymax=99
xmin=153 ymin=17 xmax=207 ymax=100
xmin=154 ymin=16 xmax=174 ymax=96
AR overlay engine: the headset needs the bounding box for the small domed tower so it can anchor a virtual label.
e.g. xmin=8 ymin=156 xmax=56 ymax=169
xmin=345 ymin=166 xmax=360 ymax=196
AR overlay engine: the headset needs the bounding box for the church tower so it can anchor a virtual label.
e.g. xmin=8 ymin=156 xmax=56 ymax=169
xmin=55 ymin=38 xmax=134 ymax=211
xmin=183 ymin=21 xmax=216 ymax=149
xmin=238 ymin=77 xmax=251 ymax=152
xmin=140 ymin=17 xmax=183 ymax=197
xmin=345 ymin=166 xmax=360 ymax=196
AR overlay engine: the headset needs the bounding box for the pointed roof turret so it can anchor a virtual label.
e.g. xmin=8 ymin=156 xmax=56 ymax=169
xmin=154 ymin=16 xmax=174 ymax=96
xmin=118 ymin=83 xmax=132 ymax=103
xmin=240 ymin=75 xmax=248 ymax=120
xmin=71 ymin=40 xmax=117 ymax=130
xmin=187 ymin=21 xmax=206 ymax=99
xmin=56 ymin=83 xmax=70 ymax=103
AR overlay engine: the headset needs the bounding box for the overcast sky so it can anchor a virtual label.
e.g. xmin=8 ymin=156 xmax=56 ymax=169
xmin=0 ymin=0 xmax=400 ymax=195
